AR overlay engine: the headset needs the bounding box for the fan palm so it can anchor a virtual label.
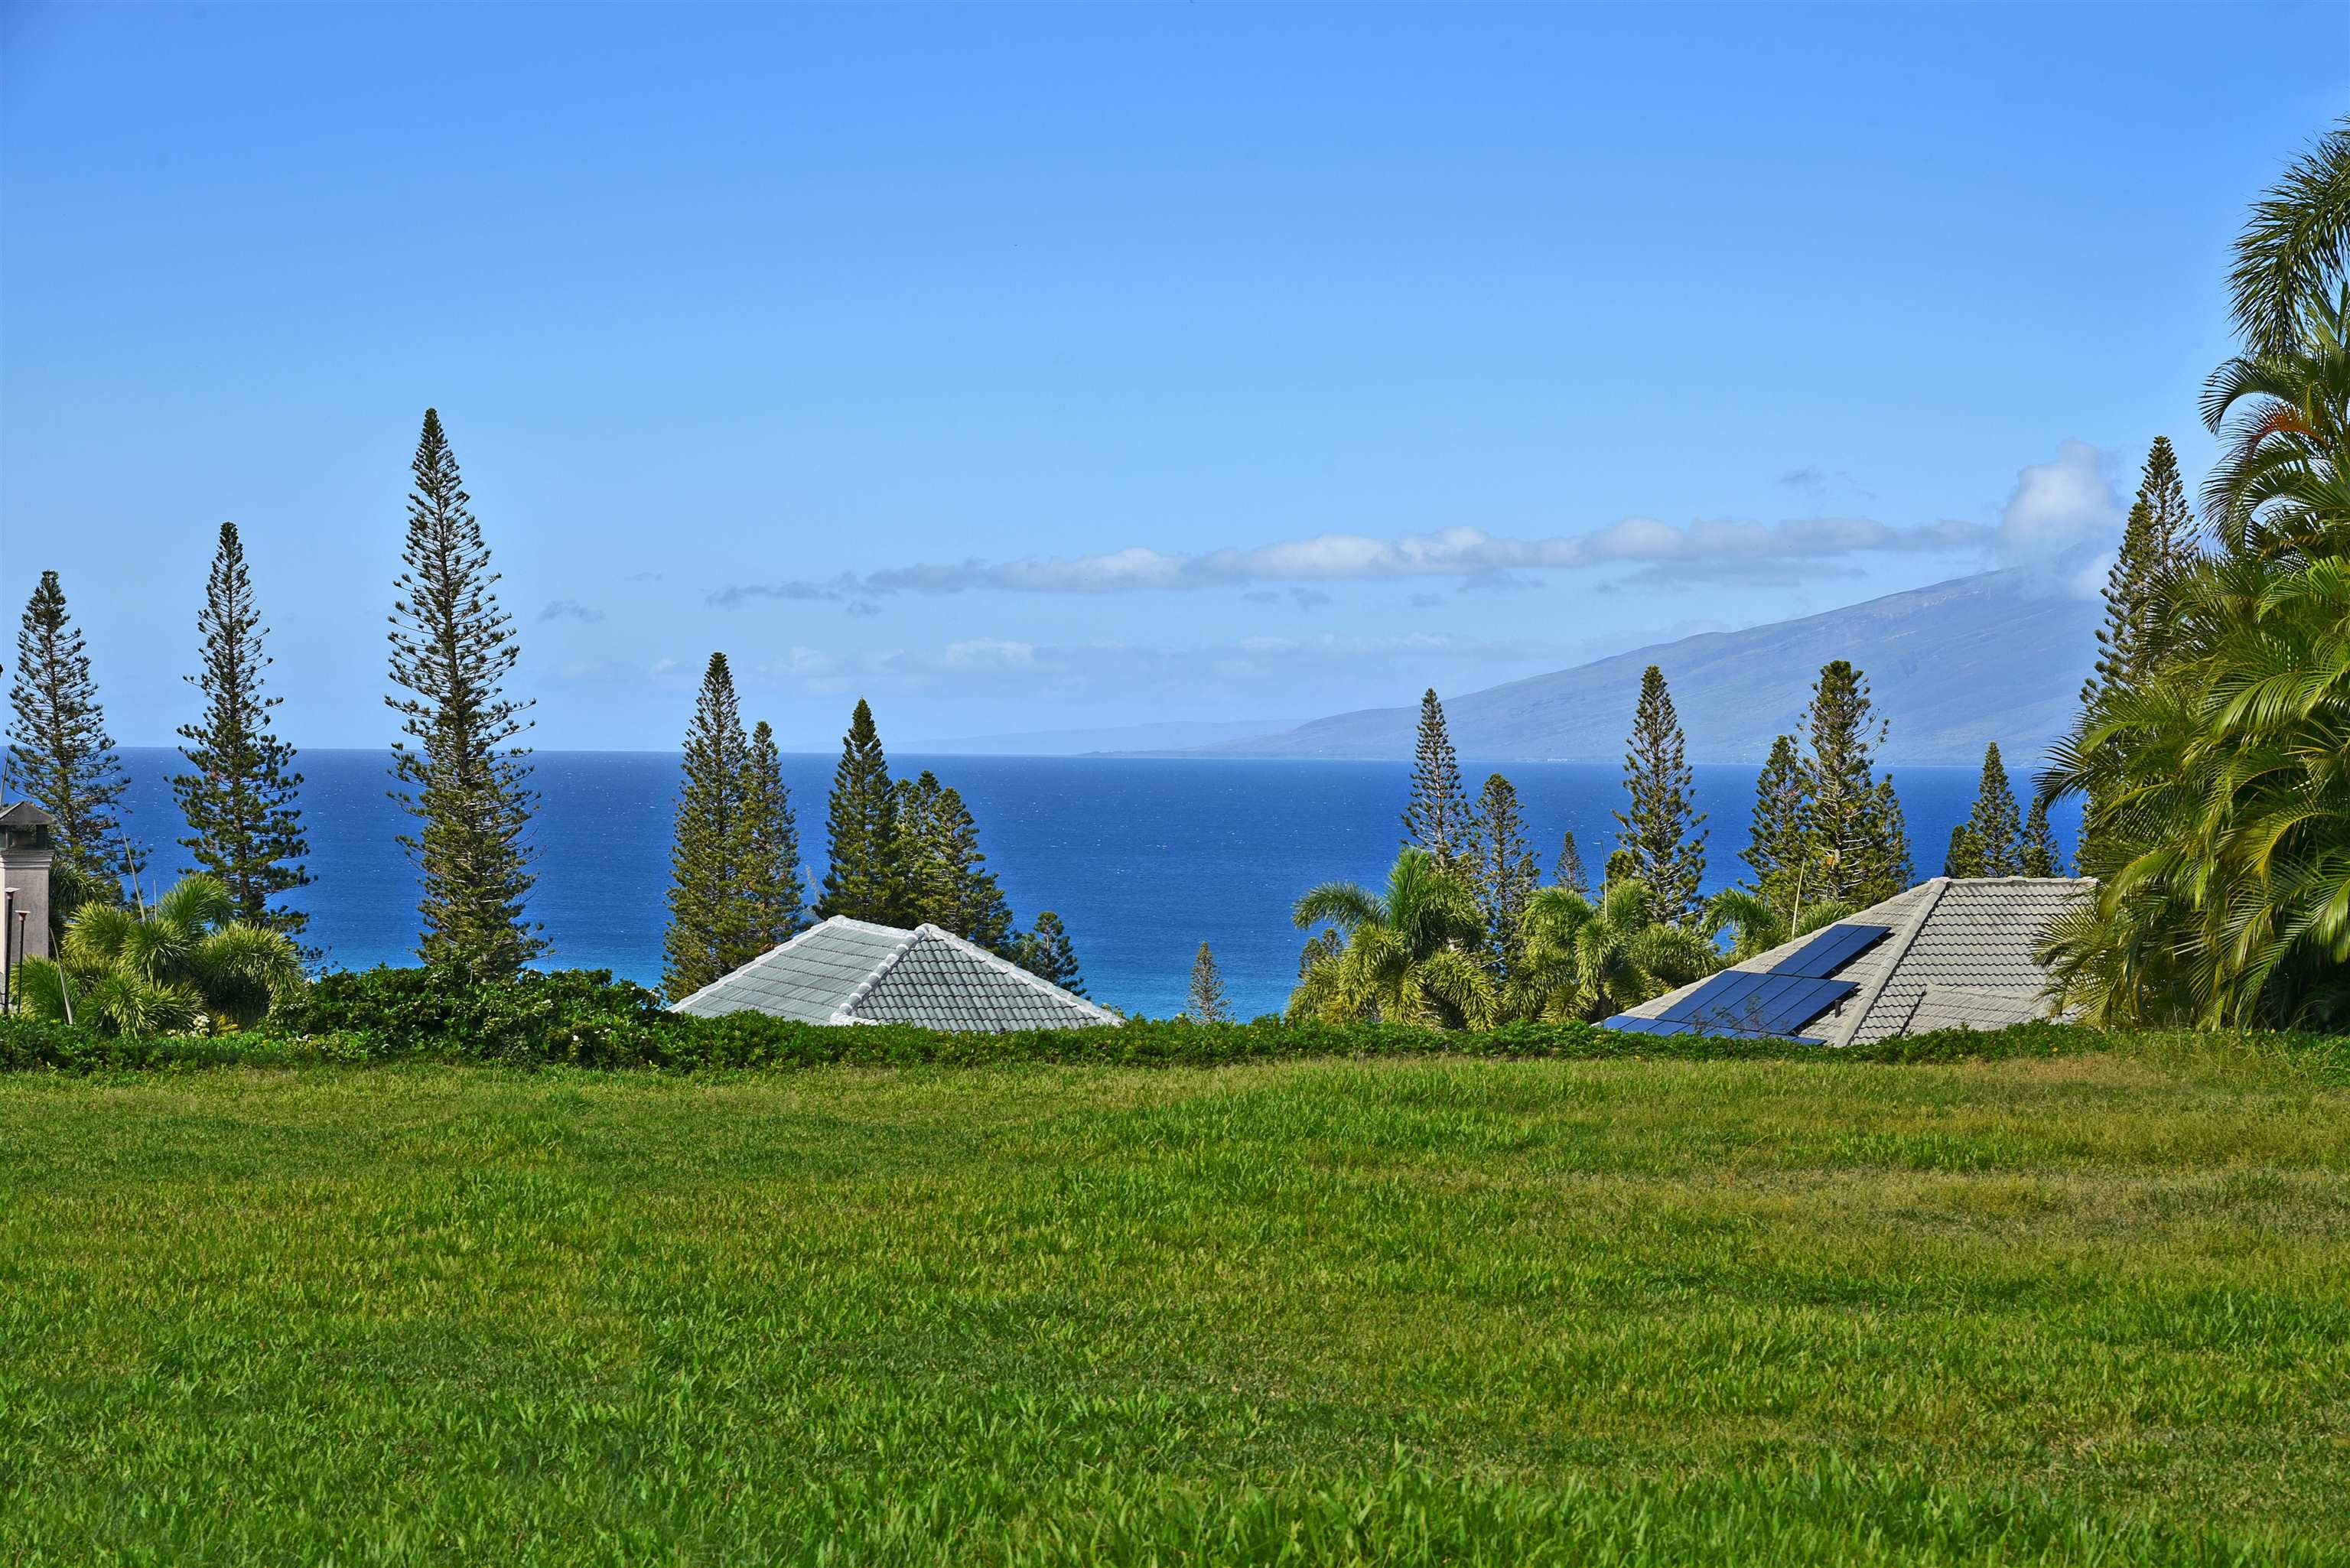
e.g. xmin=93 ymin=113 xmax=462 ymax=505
xmin=1289 ymin=849 xmax=1497 ymax=1027
xmin=1505 ymin=877 xmax=1718 ymax=1023
xmin=15 ymin=873 xmax=303 ymax=1035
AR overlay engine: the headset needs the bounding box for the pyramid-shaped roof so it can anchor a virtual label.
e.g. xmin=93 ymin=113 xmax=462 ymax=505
xmin=669 ymin=916 xmax=1120 ymax=1032
xmin=1617 ymin=876 xmax=2094 ymax=1046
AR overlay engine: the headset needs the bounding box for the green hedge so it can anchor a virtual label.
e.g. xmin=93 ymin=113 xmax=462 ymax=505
xmin=0 ymin=963 xmax=2130 ymax=1075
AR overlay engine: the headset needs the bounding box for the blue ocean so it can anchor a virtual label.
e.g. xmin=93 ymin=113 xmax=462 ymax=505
xmin=115 ymin=749 xmax=2077 ymax=1020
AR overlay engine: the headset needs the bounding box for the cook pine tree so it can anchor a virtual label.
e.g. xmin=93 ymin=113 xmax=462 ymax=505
xmin=1552 ymin=830 xmax=1590 ymax=898
xmin=169 ymin=521 xmax=312 ymax=942
xmin=1795 ymin=660 xmax=1911 ymax=908
xmin=740 ymin=720 xmax=806 ymax=950
xmin=898 ymin=770 xmax=1015 ymax=952
xmin=1959 ymin=742 xmax=2024 ymax=877
xmin=6 ymin=569 xmax=132 ymax=895
xmin=816 ymin=698 xmax=901 ymax=924
xmin=386 ymin=408 xmax=545 ymax=978
xmin=1401 ymin=688 xmax=1473 ymax=870
xmin=1186 ymin=942 xmax=1232 ymax=1023
xmin=1613 ymin=665 xmax=1706 ymax=923
xmin=2020 ymin=796 xmax=2065 ymax=877
xmin=2074 ymin=436 xmax=2200 ymax=870
xmin=1014 ymin=911 xmax=1085 ymax=996
xmin=1470 ymin=773 xmax=1539 ymax=967
xmin=1741 ymin=733 xmax=1807 ymax=922
xmin=662 ymin=652 xmax=753 ymax=1000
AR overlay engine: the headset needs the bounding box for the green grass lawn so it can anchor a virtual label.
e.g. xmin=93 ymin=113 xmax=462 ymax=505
xmin=3 ymin=1046 xmax=2346 ymax=1565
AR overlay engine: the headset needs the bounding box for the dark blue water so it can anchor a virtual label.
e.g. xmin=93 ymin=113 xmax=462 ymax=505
xmin=113 ymin=749 xmax=2076 ymax=1020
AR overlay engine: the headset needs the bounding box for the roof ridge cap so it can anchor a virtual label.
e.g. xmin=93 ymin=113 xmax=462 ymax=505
xmin=1828 ymin=877 xmax=1947 ymax=1047
xmin=835 ymin=924 xmax=920 ymax=1018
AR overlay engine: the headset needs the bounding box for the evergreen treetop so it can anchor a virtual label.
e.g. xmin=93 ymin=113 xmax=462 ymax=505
xmin=1014 ymin=911 xmax=1085 ymax=997
xmin=1470 ymin=773 xmax=1538 ymax=965
xmin=1961 ymin=742 xmax=2025 ymax=877
xmin=2075 ymin=436 xmax=2202 ymax=872
xmin=2021 ymin=795 xmax=2065 ymax=878
xmin=1741 ymin=733 xmax=1806 ymax=920
xmin=1613 ymin=665 xmax=1706 ymax=923
xmin=1551 ymin=830 xmax=1590 ymax=899
xmin=898 ymin=771 xmax=1015 ymax=952
xmin=1795 ymin=660 xmax=1908 ymax=908
xmin=1401 ymin=688 xmax=1473 ymax=868
xmin=386 ymin=408 xmax=544 ymax=979
xmin=170 ymin=522 xmax=311 ymax=942
xmin=1186 ymin=941 xmax=1231 ymax=1023
xmin=740 ymin=719 xmax=806 ymax=950
xmin=662 ymin=652 xmax=753 ymax=1001
xmin=816 ymin=698 xmax=900 ymax=924
xmin=6 ymin=569 xmax=132 ymax=886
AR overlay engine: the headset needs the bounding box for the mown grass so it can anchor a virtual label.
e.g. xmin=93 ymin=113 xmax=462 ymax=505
xmin=2 ymin=1043 xmax=2345 ymax=1564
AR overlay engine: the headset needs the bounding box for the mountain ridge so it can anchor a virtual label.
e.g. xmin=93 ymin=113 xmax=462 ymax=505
xmin=1186 ymin=570 xmax=2101 ymax=766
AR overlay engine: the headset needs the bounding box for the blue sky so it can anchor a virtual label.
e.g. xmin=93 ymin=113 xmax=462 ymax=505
xmin=3 ymin=2 xmax=2344 ymax=750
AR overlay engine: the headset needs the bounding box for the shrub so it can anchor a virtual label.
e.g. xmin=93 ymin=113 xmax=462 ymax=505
xmin=6 ymin=963 xmax=2336 ymax=1078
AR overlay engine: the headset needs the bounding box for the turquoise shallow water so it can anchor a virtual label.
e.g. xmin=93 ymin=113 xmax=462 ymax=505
xmin=114 ymin=748 xmax=2075 ymax=1020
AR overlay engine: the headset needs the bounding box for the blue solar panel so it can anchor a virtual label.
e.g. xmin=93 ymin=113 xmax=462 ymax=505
xmin=1659 ymin=970 xmax=1857 ymax=1036
xmin=1770 ymin=923 xmax=1893 ymax=979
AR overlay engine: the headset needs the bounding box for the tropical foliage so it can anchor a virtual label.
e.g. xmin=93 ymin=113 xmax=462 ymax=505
xmin=2042 ymin=119 xmax=2350 ymax=1030
xmin=1504 ymin=877 xmax=1717 ymax=1023
xmin=15 ymin=874 xmax=302 ymax=1036
xmin=1290 ymin=849 xmax=1497 ymax=1028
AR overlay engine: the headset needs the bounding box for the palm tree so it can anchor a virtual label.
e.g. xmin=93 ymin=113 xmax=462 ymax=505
xmin=2040 ymin=120 xmax=2350 ymax=1033
xmin=15 ymin=873 xmax=303 ymax=1035
xmin=2199 ymin=285 xmax=2350 ymax=561
xmin=2040 ymin=555 xmax=2350 ymax=1030
xmin=2228 ymin=117 xmax=2350 ymax=362
xmin=1505 ymin=877 xmax=1717 ymax=1023
xmin=1289 ymin=848 xmax=1497 ymax=1027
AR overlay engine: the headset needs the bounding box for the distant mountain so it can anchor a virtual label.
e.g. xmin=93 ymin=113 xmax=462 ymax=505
xmin=1196 ymin=570 xmax=2101 ymax=765
xmin=912 ymin=717 xmax=1294 ymax=756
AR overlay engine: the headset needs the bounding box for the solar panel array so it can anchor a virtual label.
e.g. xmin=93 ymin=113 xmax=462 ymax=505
xmin=1600 ymin=922 xmax=1894 ymax=1044
xmin=1771 ymin=922 xmax=1893 ymax=978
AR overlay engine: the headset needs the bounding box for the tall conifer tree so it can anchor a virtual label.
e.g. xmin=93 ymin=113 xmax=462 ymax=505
xmin=170 ymin=522 xmax=311 ymax=941
xmin=740 ymin=720 xmax=806 ymax=950
xmin=897 ymin=771 xmax=1014 ymax=951
xmin=1742 ymin=733 xmax=1807 ymax=920
xmin=1401 ymin=688 xmax=1473 ymax=868
xmin=1795 ymin=660 xmax=1909 ymax=906
xmin=816 ymin=698 xmax=900 ymax=922
xmin=1470 ymin=773 xmax=1538 ymax=965
xmin=1613 ymin=665 xmax=1706 ymax=922
xmin=6 ymin=569 xmax=132 ymax=887
xmin=1944 ymin=821 xmax=1981 ymax=879
xmin=2020 ymin=795 xmax=2065 ymax=878
xmin=386 ymin=408 xmax=543 ymax=978
xmin=1014 ymin=910 xmax=1085 ymax=996
xmin=1552 ymin=830 xmax=1590 ymax=898
xmin=2076 ymin=436 xmax=2201 ymax=870
xmin=1186 ymin=942 xmax=1231 ymax=1023
xmin=1961 ymin=742 xmax=2024 ymax=877
xmin=662 ymin=652 xmax=751 ymax=1000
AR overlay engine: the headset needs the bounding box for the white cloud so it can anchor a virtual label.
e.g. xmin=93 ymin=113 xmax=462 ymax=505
xmin=942 ymin=638 xmax=1035 ymax=667
xmin=722 ymin=513 xmax=1993 ymax=603
xmin=1998 ymin=441 xmax=2122 ymax=561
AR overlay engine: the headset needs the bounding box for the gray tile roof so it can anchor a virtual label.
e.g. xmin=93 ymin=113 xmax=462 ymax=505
xmin=1622 ymin=877 xmax=2093 ymax=1046
xmin=669 ymin=916 xmax=1121 ymax=1031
